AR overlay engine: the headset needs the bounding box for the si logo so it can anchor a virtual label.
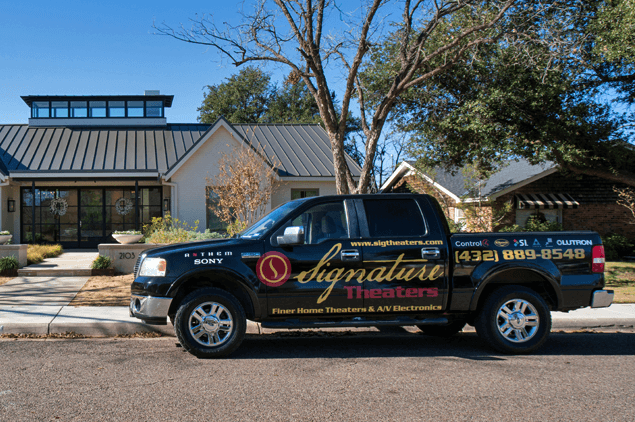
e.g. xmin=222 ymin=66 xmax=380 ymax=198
xmin=256 ymin=252 xmax=292 ymax=287
xmin=514 ymin=239 xmax=528 ymax=247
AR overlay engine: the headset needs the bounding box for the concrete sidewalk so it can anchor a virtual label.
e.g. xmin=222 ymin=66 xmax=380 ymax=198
xmin=1 ymin=304 xmax=634 ymax=337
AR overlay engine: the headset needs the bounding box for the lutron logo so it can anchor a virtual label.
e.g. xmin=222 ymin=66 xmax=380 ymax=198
xmin=256 ymin=252 xmax=292 ymax=287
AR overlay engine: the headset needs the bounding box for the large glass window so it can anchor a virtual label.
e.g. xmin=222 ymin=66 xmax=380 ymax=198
xmin=71 ymin=101 xmax=87 ymax=117
xmin=108 ymin=101 xmax=125 ymax=117
xmin=363 ymin=199 xmax=425 ymax=237
xmin=127 ymin=101 xmax=144 ymax=117
xmin=206 ymin=188 xmax=229 ymax=232
xmin=145 ymin=100 xmax=163 ymax=117
xmin=89 ymin=101 xmax=106 ymax=117
xmin=51 ymin=101 xmax=69 ymax=118
xmin=32 ymin=102 xmax=50 ymax=118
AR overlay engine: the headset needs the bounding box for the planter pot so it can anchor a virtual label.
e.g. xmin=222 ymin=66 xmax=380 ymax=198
xmin=0 ymin=268 xmax=18 ymax=277
xmin=92 ymin=268 xmax=115 ymax=276
xmin=0 ymin=234 xmax=12 ymax=245
xmin=113 ymin=234 xmax=143 ymax=244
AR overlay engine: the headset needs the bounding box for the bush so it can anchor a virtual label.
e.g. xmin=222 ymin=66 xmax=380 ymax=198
xmin=27 ymin=244 xmax=64 ymax=265
xmin=602 ymin=234 xmax=634 ymax=261
xmin=499 ymin=215 xmax=564 ymax=233
xmin=0 ymin=256 xmax=18 ymax=271
xmin=144 ymin=216 xmax=228 ymax=244
xmin=91 ymin=255 xmax=112 ymax=270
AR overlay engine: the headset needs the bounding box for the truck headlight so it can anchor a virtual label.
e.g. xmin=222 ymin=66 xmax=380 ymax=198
xmin=139 ymin=258 xmax=167 ymax=277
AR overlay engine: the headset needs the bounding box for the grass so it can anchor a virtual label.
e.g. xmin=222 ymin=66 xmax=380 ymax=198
xmin=69 ymin=274 xmax=134 ymax=306
xmin=605 ymin=261 xmax=635 ymax=303
xmin=27 ymin=244 xmax=64 ymax=265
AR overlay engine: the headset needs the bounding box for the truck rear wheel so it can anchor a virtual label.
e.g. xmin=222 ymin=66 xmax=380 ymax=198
xmin=475 ymin=286 xmax=551 ymax=354
xmin=417 ymin=320 xmax=466 ymax=337
xmin=174 ymin=288 xmax=246 ymax=358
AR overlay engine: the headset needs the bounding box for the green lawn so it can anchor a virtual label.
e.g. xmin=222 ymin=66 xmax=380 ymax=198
xmin=605 ymin=261 xmax=635 ymax=303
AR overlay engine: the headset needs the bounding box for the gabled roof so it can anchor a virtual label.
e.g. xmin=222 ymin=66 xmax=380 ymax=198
xmin=381 ymin=159 xmax=557 ymax=200
xmin=0 ymin=120 xmax=361 ymax=179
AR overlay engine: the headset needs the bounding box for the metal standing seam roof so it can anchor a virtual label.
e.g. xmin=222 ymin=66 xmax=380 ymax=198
xmin=0 ymin=122 xmax=362 ymax=178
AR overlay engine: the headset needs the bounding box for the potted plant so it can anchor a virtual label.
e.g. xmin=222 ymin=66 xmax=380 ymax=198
xmin=0 ymin=231 xmax=12 ymax=245
xmin=112 ymin=230 xmax=143 ymax=244
xmin=91 ymin=255 xmax=114 ymax=276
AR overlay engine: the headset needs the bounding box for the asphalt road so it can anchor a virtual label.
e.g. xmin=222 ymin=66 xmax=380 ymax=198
xmin=1 ymin=329 xmax=634 ymax=421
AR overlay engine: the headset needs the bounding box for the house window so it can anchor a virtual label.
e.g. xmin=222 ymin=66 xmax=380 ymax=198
xmin=71 ymin=101 xmax=87 ymax=117
xmin=89 ymin=101 xmax=106 ymax=117
xmin=454 ymin=208 xmax=465 ymax=224
xmin=516 ymin=209 xmax=561 ymax=227
xmin=145 ymin=101 xmax=163 ymax=117
xmin=32 ymin=102 xmax=50 ymax=118
xmin=108 ymin=101 xmax=125 ymax=117
xmin=206 ymin=188 xmax=229 ymax=232
xmin=291 ymin=189 xmax=319 ymax=200
xmin=51 ymin=101 xmax=68 ymax=118
xmin=127 ymin=101 xmax=144 ymax=117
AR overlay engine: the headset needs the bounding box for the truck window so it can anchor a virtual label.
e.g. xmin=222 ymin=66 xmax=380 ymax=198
xmin=363 ymin=199 xmax=425 ymax=237
xmin=277 ymin=201 xmax=349 ymax=245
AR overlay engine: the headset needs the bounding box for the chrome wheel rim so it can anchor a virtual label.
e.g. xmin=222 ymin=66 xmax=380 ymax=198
xmin=188 ymin=302 xmax=234 ymax=347
xmin=496 ymin=299 xmax=540 ymax=343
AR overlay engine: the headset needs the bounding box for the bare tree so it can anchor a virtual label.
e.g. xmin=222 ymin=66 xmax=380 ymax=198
xmin=155 ymin=0 xmax=520 ymax=194
xmin=615 ymin=186 xmax=635 ymax=224
xmin=206 ymin=142 xmax=281 ymax=234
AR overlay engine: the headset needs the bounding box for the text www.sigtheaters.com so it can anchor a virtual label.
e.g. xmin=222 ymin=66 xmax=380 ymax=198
xmin=350 ymin=240 xmax=443 ymax=247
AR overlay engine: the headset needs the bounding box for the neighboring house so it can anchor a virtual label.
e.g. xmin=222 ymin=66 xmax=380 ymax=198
xmin=381 ymin=160 xmax=635 ymax=238
xmin=0 ymin=92 xmax=361 ymax=248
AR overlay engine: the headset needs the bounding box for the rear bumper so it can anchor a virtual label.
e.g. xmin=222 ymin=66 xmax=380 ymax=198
xmin=591 ymin=290 xmax=614 ymax=308
xmin=129 ymin=294 xmax=172 ymax=325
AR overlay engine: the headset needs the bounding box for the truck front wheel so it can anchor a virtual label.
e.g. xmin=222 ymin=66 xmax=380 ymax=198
xmin=475 ymin=286 xmax=551 ymax=354
xmin=174 ymin=288 xmax=246 ymax=358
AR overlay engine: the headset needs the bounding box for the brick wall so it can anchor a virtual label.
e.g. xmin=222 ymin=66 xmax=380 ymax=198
xmin=494 ymin=172 xmax=635 ymax=238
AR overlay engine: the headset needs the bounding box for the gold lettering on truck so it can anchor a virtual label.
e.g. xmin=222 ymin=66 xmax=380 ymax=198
xmin=295 ymin=243 xmax=443 ymax=304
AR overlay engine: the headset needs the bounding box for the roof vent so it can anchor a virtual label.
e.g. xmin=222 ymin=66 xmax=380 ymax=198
xmin=145 ymin=90 xmax=160 ymax=96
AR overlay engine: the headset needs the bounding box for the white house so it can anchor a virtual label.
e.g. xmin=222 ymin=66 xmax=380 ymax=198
xmin=0 ymin=92 xmax=361 ymax=248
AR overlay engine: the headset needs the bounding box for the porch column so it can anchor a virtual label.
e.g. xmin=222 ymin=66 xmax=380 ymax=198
xmin=32 ymin=181 xmax=35 ymax=243
xmin=135 ymin=180 xmax=139 ymax=231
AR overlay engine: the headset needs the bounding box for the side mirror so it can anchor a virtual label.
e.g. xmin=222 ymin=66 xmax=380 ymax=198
xmin=277 ymin=226 xmax=304 ymax=246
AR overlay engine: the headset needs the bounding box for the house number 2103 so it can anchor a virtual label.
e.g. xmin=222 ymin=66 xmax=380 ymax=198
xmin=119 ymin=252 xmax=136 ymax=260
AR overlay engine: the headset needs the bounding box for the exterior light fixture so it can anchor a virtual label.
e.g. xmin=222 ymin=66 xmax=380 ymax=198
xmin=163 ymin=198 xmax=170 ymax=212
xmin=7 ymin=199 xmax=15 ymax=213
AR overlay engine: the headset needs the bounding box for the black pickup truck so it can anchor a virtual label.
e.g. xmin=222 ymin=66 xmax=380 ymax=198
xmin=130 ymin=194 xmax=613 ymax=357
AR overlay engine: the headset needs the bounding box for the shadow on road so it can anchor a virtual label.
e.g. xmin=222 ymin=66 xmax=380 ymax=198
xmin=228 ymin=330 xmax=635 ymax=360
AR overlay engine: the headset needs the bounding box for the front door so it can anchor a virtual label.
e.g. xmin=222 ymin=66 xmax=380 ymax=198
xmin=79 ymin=189 xmax=104 ymax=248
xmin=265 ymin=200 xmax=364 ymax=317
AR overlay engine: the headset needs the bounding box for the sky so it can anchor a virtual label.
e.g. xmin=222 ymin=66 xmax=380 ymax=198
xmin=0 ymin=0 xmax=267 ymax=124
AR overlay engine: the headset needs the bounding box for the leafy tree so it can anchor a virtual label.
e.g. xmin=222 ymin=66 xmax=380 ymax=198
xmin=155 ymin=0 xmax=528 ymax=194
xmin=362 ymin=0 xmax=635 ymax=185
xmin=198 ymin=66 xmax=271 ymax=124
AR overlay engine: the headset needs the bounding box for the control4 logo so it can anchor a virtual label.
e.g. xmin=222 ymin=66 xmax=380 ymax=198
xmin=256 ymin=252 xmax=292 ymax=287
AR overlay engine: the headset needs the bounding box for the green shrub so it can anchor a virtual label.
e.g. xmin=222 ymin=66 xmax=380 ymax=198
xmin=499 ymin=216 xmax=564 ymax=233
xmin=144 ymin=216 xmax=228 ymax=244
xmin=602 ymin=234 xmax=634 ymax=261
xmin=91 ymin=255 xmax=112 ymax=270
xmin=0 ymin=256 xmax=18 ymax=271
xmin=189 ymin=229 xmax=228 ymax=241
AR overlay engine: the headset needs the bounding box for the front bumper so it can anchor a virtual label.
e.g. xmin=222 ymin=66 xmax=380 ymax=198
xmin=591 ymin=289 xmax=614 ymax=308
xmin=130 ymin=294 xmax=173 ymax=325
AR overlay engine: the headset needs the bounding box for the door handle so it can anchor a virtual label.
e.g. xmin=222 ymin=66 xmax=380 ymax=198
xmin=421 ymin=247 xmax=440 ymax=259
xmin=341 ymin=249 xmax=360 ymax=261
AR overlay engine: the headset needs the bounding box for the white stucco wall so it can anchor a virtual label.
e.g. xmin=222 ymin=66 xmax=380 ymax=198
xmin=168 ymin=126 xmax=340 ymax=231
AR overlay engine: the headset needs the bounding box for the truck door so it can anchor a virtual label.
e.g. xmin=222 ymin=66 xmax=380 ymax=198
xmin=265 ymin=199 xmax=364 ymax=316
xmin=354 ymin=196 xmax=448 ymax=314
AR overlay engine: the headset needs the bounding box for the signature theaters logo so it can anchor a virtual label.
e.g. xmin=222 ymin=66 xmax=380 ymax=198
xmin=256 ymin=252 xmax=292 ymax=287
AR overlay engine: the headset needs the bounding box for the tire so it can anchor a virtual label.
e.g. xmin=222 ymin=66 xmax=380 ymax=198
xmin=174 ymin=288 xmax=246 ymax=358
xmin=417 ymin=320 xmax=466 ymax=337
xmin=475 ymin=285 xmax=551 ymax=354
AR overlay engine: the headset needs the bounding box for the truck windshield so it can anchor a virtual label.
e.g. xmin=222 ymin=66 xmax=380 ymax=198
xmin=240 ymin=200 xmax=306 ymax=239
